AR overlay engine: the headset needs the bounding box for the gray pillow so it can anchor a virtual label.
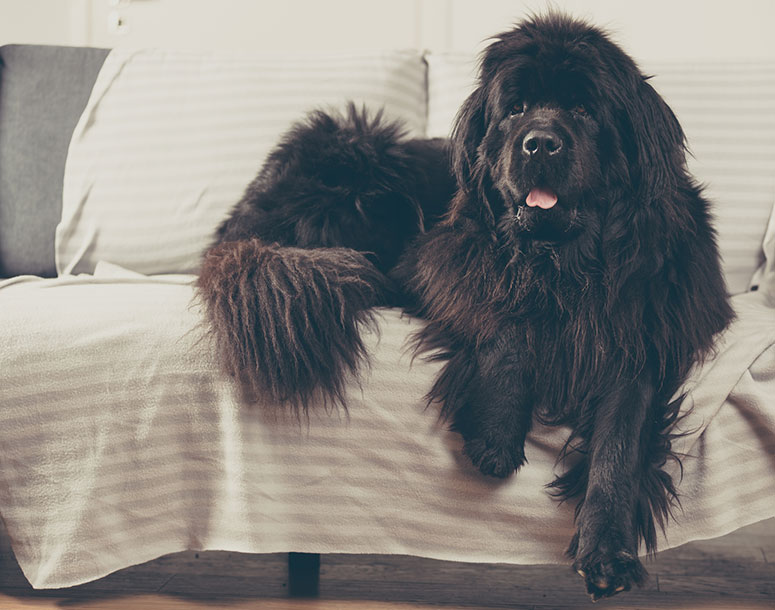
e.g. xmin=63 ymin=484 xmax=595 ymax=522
xmin=0 ymin=44 xmax=109 ymax=277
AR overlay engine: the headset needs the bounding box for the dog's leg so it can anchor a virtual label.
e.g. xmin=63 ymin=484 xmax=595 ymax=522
xmin=446 ymin=329 xmax=533 ymax=479
xmin=570 ymin=380 xmax=652 ymax=601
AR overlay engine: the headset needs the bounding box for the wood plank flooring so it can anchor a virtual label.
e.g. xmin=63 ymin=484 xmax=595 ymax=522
xmin=1 ymin=518 xmax=773 ymax=609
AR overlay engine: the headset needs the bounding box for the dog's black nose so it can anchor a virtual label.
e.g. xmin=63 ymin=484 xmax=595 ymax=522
xmin=522 ymin=130 xmax=563 ymax=157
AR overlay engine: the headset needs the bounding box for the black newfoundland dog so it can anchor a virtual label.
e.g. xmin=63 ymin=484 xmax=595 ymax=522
xmin=198 ymin=13 xmax=733 ymax=600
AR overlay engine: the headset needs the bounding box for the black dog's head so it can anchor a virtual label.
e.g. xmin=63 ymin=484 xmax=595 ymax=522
xmin=451 ymin=13 xmax=688 ymax=241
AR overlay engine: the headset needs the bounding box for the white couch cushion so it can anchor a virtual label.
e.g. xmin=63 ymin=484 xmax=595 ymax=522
xmin=426 ymin=53 xmax=775 ymax=295
xmin=652 ymin=62 xmax=775 ymax=295
xmin=56 ymin=49 xmax=428 ymax=276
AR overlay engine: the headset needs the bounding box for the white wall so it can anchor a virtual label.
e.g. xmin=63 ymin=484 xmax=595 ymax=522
xmin=446 ymin=0 xmax=775 ymax=61
xmin=1 ymin=0 xmax=774 ymax=63
xmin=86 ymin=0 xmax=423 ymax=52
xmin=0 ymin=0 xmax=89 ymax=46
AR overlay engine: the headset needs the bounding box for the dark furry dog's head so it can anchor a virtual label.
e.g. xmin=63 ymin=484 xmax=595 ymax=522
xmin=450 ymin=13 xmax=687 ymax=242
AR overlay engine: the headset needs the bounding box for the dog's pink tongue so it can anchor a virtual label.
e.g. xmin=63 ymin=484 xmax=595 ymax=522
xmin=526 ymin=187 xmax=558 ymax=209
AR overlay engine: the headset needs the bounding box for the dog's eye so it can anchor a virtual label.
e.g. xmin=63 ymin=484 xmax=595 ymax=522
xmin=572 ymin=105 xmax=588 ymax=117
xmin=509 ymin=102 xmax=526 ymax=117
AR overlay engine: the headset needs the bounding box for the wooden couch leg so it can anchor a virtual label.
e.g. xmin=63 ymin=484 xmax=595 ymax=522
xmin=288 ymin=552 xmax=321 ymax=597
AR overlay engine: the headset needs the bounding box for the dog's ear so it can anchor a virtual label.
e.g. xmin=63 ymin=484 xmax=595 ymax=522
xmin=617 ymin=75 xmax=688 ymax=198
xmin=450 ymin=85 xmax=488 ymax=192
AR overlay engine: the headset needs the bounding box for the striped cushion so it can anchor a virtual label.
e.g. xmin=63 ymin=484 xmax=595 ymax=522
xmin=426 ymin=53 xmax=478 ymax=140
xmin=426 ymin=54 xmax=775 ymax=295
xmin=651 ymin=62 xmax=775 ymax=295
xmin=56 ymin=49 xmax=428 ymax=276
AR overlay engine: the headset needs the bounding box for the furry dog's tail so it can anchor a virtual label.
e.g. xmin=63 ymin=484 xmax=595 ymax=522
xmin=197 ymin=238 xmax=388 ymax=411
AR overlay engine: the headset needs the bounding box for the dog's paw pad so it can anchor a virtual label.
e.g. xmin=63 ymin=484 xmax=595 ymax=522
xmin=574 ymin=550 xmax=646 ymax=601
xmin=464 ymin=438 xmax=525 ymax=478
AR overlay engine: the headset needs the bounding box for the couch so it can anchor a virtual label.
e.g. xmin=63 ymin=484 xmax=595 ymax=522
xmin=1 ymin=43 xmax=774 ymax=591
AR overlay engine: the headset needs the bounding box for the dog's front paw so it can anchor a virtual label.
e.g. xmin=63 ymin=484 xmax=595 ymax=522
xmin=464 ymin=436 xmax=526 ymax=478
xmin=573 ymin=548 xmax=647 ymax=602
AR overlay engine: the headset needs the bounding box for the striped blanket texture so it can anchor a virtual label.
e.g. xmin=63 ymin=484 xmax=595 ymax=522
xmin=1 ymin=264 xmax=774 ymax=589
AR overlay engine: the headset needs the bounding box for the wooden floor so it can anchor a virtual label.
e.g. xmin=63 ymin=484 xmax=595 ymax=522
xmin=1 ymin=519 xmax=773 ymax=609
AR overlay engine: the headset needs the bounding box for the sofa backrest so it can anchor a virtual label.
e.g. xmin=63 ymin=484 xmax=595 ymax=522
xmin=0 ymin=45 xmax=109 ymax=277
xmin=1 ymin=45 xmax=773 ymax=295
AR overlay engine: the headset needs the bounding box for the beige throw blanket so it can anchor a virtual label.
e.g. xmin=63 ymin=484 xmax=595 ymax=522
xmin=0 ymin=266 xmax=773 ymax=589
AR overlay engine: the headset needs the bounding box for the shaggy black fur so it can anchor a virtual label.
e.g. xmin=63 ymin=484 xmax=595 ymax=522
xmin=394 ymin=13 xmax=734 ymax=600
xmin=197 ymin=13 xmax=734 ymax=601
xmin=198 ymin=104 xmax=454 ymax=409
